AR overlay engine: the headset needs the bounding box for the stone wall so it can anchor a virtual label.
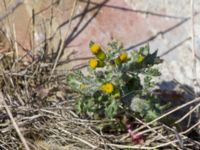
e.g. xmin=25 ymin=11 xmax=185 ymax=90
xmin=0 ymin=0 xmax=200 ymax=92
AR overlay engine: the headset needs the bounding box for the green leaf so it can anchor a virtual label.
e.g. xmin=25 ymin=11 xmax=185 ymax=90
xmin=107 ymin=41 xmax=123 ymax=60
xmin=144 ymin=110 xmax=159 ymax=122
xmin=143 ymin=50 xmax=162 ymax=65
xmin=76 ymin=99 xmax=83 ymax=114
xmin=144 ymin=75 xmax=154 ymax=89
xmin=67 ymin=73 xmax=82 ymax=91
xmin=145 ymin=68 xmax=161 ymax=76
xmin=126 ymin=75 xmax=142 ymax=91
xmin=105 ymin=100 xmax=118 ymax=118
xmin=131 ymin=50 xmax=139 ymax=62
xmin=139 ymin=44 xmax=149 ymax=56
xmin=143 ymin=44 xmax=150 ymax=56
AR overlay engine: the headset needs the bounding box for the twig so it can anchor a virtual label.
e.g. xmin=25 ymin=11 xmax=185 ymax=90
xmin=49 ymin=0 xmax=78 ymax=79
xmin=13 ymin=23 xmax=19 ymax=60
xmin=191 ymin=0 xmax=200 ymax=129
xmin=0 ymin=139 xmax=9 ymax=150
xmin=163 ymin=124 xmax=184 ymax=149
xmin=0 ymin=92 xmax=31 ymax=150
xmin=135 ymin=97 xmax=200 ymax=131
xmin=181 ymin=120 xmax=200 ymax=134
xmin=175 ymin=102 xmax=200 ymax=124
xmin=0 ymin=0 xmax=23 ymax=21
xmin=102 ymin=139 xmax=187 ymax=150
xmin=191 ymin=0 xmax=199 ymax=94
xmin=153 ymin=138 xmax=187 ymax=150
xmin=102 ymin=143 xmax=154 ymax=150
xmin=135 ymin=118 xmax=181 ymax=150
xmin=31 ymin=9 xmax=35 ymax=56
xmin=121 ymin=97 xmax=200 ymax=140
xmin=57 ymin=125 xmax=97 ymax=149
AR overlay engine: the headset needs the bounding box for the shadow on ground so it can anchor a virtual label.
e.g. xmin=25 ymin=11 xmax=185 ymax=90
xmin=155 ymin=80 xmax=200 ymax=141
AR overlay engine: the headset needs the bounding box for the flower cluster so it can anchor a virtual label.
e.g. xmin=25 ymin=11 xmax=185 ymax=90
xmin=89 ymin=43 xmax=106 ymax=69
xmin=89 ymin=42 xmax=132 ymax=69
xmin=89 ymin=43 xmax=132 ymax=95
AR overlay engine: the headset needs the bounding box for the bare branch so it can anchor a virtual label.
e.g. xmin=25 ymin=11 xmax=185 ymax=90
xmin=0 ymin=0 xmax=23 ymax=22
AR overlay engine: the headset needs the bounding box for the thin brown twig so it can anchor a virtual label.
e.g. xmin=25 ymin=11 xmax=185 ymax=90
xmin=162 ymin=124 xmax=184 ymax=149
xmin=0 ymin=0 xmax=23 ymax=21
xmin=49 ymin=0 xmax=78 ymax=79
xmin=57 ymin=125 xmax=97 ymax=149
xmin=121 ymin=97 xmax=200 ymax=141
xmin=135 ymin=118 xmax=181 ymax=150
xmin=102 ymin=143 xmax=154 ymax=150
xmin=102 ymin=138 xmax=187 ymax=150
xmin=181 ymin=120 xmax=200 ymax=135
xmin=13 ymin=23 xmax=19 ymax=60
xmin=175 ymin=102 xmax=200 ymax=124
xmin=134 ymin=97 xmax=200 ymax=131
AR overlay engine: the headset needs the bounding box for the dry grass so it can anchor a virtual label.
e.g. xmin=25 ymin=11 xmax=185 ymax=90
xmin=0 ymin=0 xmax=199 ymax=150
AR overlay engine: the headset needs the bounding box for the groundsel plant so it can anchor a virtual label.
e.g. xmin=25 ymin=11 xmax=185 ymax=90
xmin=67 ymin=40 xmax=164 ymax=122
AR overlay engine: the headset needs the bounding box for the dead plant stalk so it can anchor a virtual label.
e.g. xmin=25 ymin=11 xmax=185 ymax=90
xmin=0 ymin=92 xmax=31 ymax=150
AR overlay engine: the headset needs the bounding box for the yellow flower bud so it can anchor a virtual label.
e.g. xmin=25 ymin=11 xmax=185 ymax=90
xmin=114 ymin=57 xmax=122 ymax=65
xmin=101 ymin=83 xmax=114 ymax=94
xmin=137 ymin=54 xmax=145 ymax=63
xmin=89 ymin=59 xmax=98 ymax=69
xmin=90 ymin=43 xmax=101 ymax=54
xmin=96 ymin=51 xmax=106 ymax=61
xmin=114 ymin=52 xmax=129 ymax=65
xmin=89 ymin=59 xmax=105 ymax=69
xmin=119 ymin=52 xmax=128 ymax=62
xmin=80 ymin=83 xmax=86 ymax=89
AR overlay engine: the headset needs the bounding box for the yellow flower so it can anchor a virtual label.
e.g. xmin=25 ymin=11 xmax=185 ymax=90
xmin=80 ymin=83 xmax=86 ymax=89
xmin=89 ymin=59 xmax=98 ymax=69
xmin=119 ymin=52 xmax=128 ymax=62
xmin=114 ymin=52 xmax=129 ymax=65
xmin=90 ymin=43 xmax=101 ymax=54
xmin=101 ymin=83 xmax=114 ymax=94
xmin=90 ymin=43 xmax=107 ymax=60
xmin=89 ymin=59 xmax=105 ymax=69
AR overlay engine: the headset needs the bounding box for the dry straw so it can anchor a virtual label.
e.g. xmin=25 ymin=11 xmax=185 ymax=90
xmin=0 ymin=0 xmax=199 ymax=150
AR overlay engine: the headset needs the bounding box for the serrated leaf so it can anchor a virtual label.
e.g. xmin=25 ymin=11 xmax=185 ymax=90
xmin=67 ymin=73 xmax=82 ymax=91
xmin=107 ymin=41 xmax=123 ymax=60
xmin=105 ymin=100 xmax=118 ymax=118
xmin=145 ymin=68 xmax=161 ymax=76
xmin=143 ymin=50 xmax=158 ymax=65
